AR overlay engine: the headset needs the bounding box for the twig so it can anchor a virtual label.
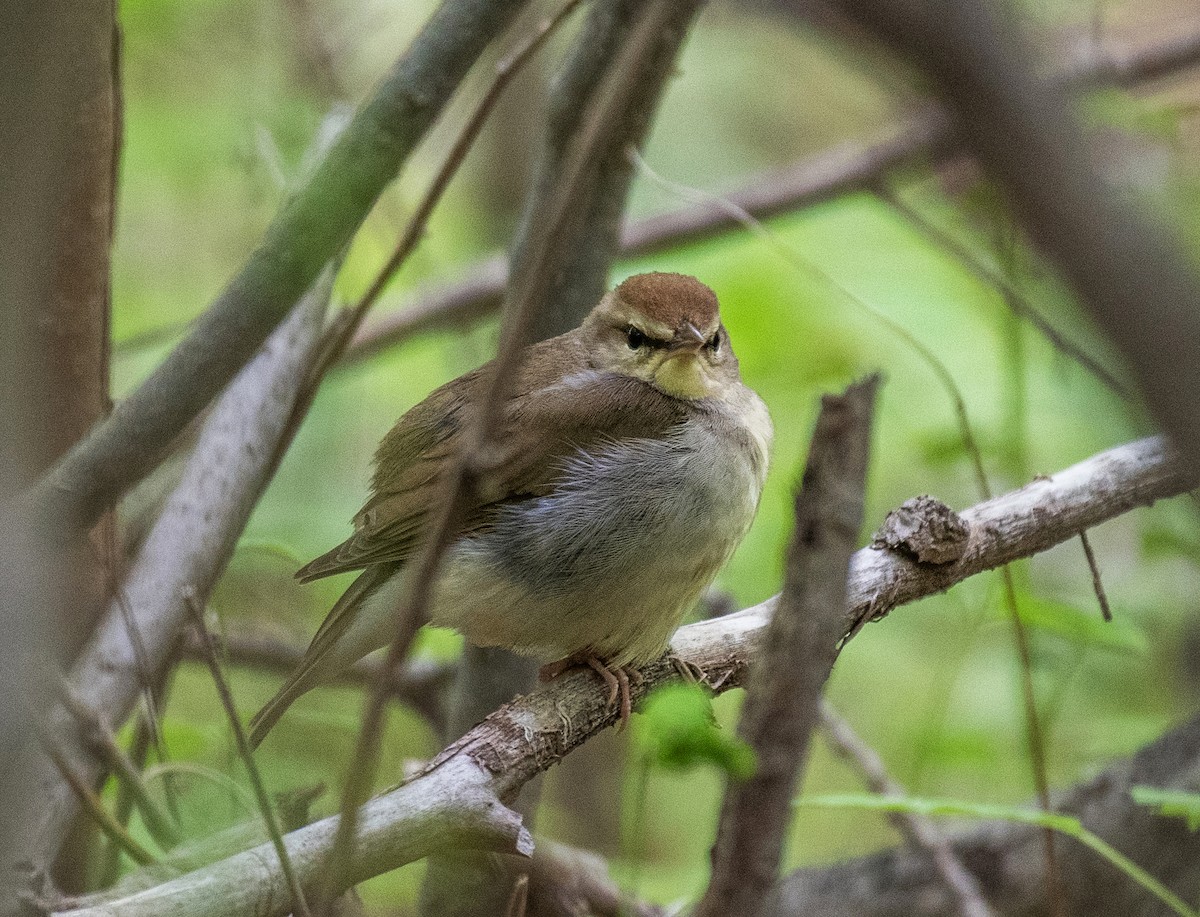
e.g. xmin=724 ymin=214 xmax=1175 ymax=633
xmin=695 ymin=377 xmax=878 ymax=917
xmin=420 ymin=0 xmax=706 ymax=909
xmin=288 ymin=0 xmax=584 ymax=425
xmin=503 ymin=874 xmax=529 ymax=917
xmin=813 ymin=0 xmax=1200 ymax=468
xmin=1079 ymin=530 xmax=1113 ymax=622
xmin=52 ymin=436 xmax=1194 ymax=917
xmin=996 ymin=564 xmax=1063 ymax=914
xmin=873 ymin=182 xmax=1126 ymax=397
xmin=819 ymin=701 xmax=997 ymax=917
xmin=341 ymin=22 xmax=1200 ymax=366
xmin=39 ymin=730 xmax=157 ymax=869
xmin=99 ymin=676 xmax=179 ymax=888
xmin=320 ymin=2 xmax=687 ymax=903
xmin=183 ymin=591 xmax=311 ymax=917
xmin=55 ymin=680 xmax=182 ymax=852
xmin=26 ymin=0 xmax=527 ymax=535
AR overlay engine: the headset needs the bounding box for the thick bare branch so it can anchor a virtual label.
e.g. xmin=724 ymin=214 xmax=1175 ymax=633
xmin=696 ymin=376 xmax=877 ymax=917
xmin=10 ymin=273 xmax=333 ymax=886
xmin=26 ymin=0 xmax=526 ymax=535
xmin=55 ymin=435 xmax=1194 ymax=917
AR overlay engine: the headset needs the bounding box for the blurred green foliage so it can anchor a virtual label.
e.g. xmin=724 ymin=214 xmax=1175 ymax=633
xmin=635 ymin=682 xmax=757 ymax=779
xmin=104 ymin=0 xmax=1200 ymax=908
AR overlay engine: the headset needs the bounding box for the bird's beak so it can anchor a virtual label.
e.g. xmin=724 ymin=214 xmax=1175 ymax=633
xmin=666 ymin=322 xmax=706 ymax=354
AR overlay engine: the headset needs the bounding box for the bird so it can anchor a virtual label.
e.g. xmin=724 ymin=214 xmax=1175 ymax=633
xmin=248 ymin=272 xmax=772 ymax=746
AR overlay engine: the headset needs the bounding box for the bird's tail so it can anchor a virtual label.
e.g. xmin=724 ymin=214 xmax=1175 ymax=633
xmin=248 ymin=564 xmax=397 ymax=749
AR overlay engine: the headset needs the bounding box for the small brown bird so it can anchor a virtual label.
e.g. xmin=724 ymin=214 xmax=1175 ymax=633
xmin=249 ymin=272 xmax=771 ymax=745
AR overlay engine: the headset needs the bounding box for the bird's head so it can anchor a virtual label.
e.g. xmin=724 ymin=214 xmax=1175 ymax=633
xmin=583 ymin=272 xmax=741 ymax=401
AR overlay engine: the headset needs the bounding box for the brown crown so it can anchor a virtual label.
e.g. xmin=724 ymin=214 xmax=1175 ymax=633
xmin=615 ymin=272 xmax=720 ymax=331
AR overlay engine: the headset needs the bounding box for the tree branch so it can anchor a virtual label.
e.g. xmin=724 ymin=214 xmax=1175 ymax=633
xmin=26 ymin=0 xmax=526 ymax=535
xmin=805 ymin=0 xmax=1200 ymax=465
xmin=342 ymin=21 xmax=1200 ymax=365
xmin=819 ymin=701 xmax=996 ymax=917
xmin=9 ymin=272 xmax=334 ymax=887
xmin=55 ymin=435 xmax=1194 ymax=917
xmin=696 ymin=376 xmax=878 ymax=917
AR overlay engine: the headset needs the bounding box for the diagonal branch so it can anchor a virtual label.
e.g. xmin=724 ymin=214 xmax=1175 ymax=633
xmin=25 ymin=0 xmax=527 ymax=535
xmin=8 ymin=271 xmax=334 ymax=887
xmin=805 ymin=0 xmax=1200 ymax=465
xmin=321 ymin=0 xmax=692 ymax=900
xmin=55 ymin=435 xmax=1195 ymax=917
xmin=342 ymin=21 xmax=1200 ymax=366
xmin=421 ymin=0 xmax=707 ymax=910
xmin=819 ymin=701 xmax=997 ymax=917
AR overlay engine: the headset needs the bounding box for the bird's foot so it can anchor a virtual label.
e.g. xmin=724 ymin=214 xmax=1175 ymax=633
xmin=539 ymin=653 xmax=639 ymax=730
xmin=669 ymin=653 xmax=707 ymax=686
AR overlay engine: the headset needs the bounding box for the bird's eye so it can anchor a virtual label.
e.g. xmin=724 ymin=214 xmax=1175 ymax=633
xmin=705 ymin=332 xmax=720 ymax=353
xmin=626 ymin=326 xmax=646 ymax=350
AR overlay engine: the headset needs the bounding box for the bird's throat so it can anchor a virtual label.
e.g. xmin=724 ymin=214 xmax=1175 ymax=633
xmin=653 ymin=354 xmax=715 ymax=400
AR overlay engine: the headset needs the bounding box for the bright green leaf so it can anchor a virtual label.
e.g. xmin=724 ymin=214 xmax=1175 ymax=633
xmin=635 ymin=683 xmax=756 ymax=780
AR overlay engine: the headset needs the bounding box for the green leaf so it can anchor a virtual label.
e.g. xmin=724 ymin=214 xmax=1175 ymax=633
xmin=1131 ymin=786 xmax=1200 ymax=832
xmin=635 ymin=683 xmax=756 ymax=780
xmin=799 ymin=793 xmax=1197 ymax=917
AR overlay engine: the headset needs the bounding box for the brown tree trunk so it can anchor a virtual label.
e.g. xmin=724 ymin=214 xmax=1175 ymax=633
xmin=38 ymin=0 xmax=119 ymax=663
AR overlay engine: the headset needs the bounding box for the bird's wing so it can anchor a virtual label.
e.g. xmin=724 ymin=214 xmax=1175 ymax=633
xmin=296 ymin=337 xmax=689 ymax=583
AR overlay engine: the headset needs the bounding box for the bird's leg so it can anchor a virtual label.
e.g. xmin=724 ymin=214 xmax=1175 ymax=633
xmin=538 ymin=653 xmax=587 ymax=682
xmin=585 ymin=657 xmax=635 ymax=729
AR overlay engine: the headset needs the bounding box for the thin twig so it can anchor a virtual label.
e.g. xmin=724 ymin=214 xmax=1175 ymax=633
xmin=288 ymin=0 xmax=584 ymax=427
xmin=39 ymin=729 xmax=157 ymax=869
xmin=320 ymin=2 xmax=684 ymax=903
xmin=177 ymin=631 xmax=454 ymax=733
xmin=183 ymin=589 xmax=312 ymax=917
xmin=1079 ymin=530 xmax=1113 ymax=622
xmin=419 ymin=0 xmax=706 ymax=909
xmin=997 ymin=564 xmax=1063 ymax=915
xmin=503 ymin=874 xmax=529 ymax=917
xmin=874 ymin=182 xmax=1126 ymax=397
xmin=819 ymin=701 xmax=997 ymax=917
xmin=56 ymin=680 xmax=182 ymax=851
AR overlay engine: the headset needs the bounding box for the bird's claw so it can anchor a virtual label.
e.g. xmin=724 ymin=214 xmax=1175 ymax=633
xmin=540 ymin=653 xmax=637 ymax=730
